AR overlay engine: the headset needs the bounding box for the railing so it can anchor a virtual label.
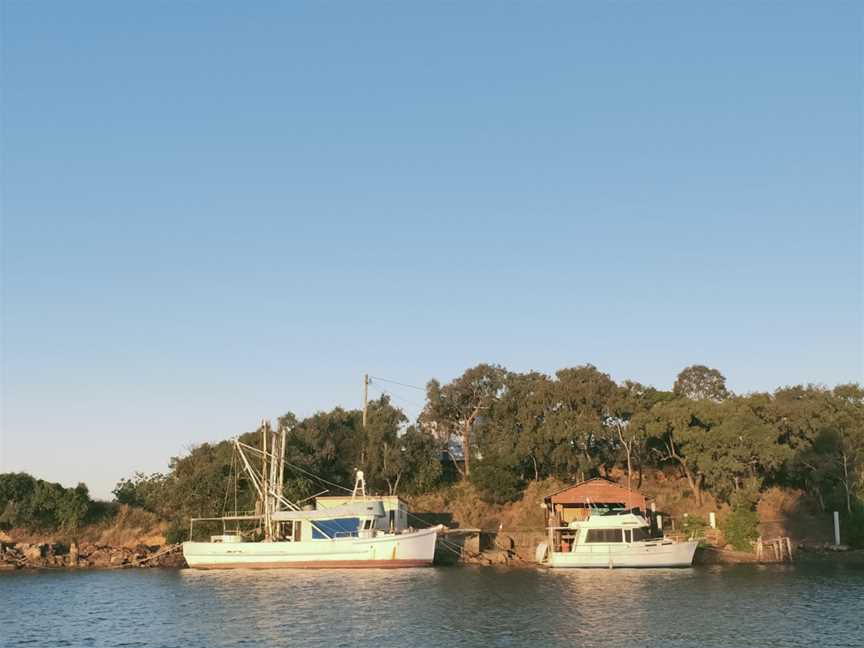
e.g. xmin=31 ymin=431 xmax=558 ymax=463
xmin=756 ymin=537 xmax=793 ymax=562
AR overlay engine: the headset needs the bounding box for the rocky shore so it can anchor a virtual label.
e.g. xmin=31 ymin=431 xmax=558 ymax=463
xmin=0 ymin=540 xmax=186 ymax=570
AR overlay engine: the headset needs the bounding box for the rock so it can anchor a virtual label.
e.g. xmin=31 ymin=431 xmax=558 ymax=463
xmin=23 ymin=544 xmax=44 ymax=561
xmin=68 ymin=542 xmax=79 ymax=567
xmin=87 ymin=547 xmax=112 ymax=567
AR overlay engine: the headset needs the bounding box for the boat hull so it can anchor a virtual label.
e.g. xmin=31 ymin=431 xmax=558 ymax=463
xmin=547 ymin=539 xmax=698 ymax=568
xmin=182 ymin=526 xmax=439 ymax=570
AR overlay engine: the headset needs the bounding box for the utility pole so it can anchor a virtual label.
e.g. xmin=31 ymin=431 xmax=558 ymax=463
xmin=362 ymin=374 xmax=369 ymax=428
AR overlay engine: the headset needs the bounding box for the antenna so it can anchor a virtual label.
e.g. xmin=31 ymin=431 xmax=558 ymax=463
xmin=362 ymin=374 xmax=369 ymax=428
xmin=352 ymin=470 xmax=366 ymax=500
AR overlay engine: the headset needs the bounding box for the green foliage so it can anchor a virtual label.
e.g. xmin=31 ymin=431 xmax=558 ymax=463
xmin=88 ymin=365 xmax=856 ymax=537
xmin=470 ymin=461 xmax=524 ymax=505
xmin=844 ymin=508 xmax=864 ymax=549
xmin=421 ymin=364 xmax=505 ymax=479
xmin=722 ymin=508 xmax=760 ymax=551
xmin=681 ymin=514 xmax=708 ymax=537
xmin=0 ymin=473 xmax=102 ymax=533
xmin=729 ymin=478 xmax=762 ymax=511
xmin=673 ymin=365 xmax=730 ymax=402
xmin=397 ymin=426 xmax=443 ymax=494
xmin=165 ymin=522 xmax=187 ymax=545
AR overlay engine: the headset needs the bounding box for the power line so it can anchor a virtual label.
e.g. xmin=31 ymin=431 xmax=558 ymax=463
xmin=370 ymin=385 xmax=425 ymax=410
xmin=369 ymin=376 xmax=426 ymax=392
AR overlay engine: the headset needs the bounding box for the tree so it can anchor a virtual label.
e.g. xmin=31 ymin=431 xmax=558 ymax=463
xmin=483 ymin=371 xmax=553 ymax=482
xmin=641 ymin=399 xmax=718 ymax=505
xmin=421 ymin=364 xmax=504 ymax=479
xmin=606 ymin=381 xmax=669 ymax=489
xmin=701 ymin=397 xmax=791 ymax=503
xmin=542 ymin=365 xmax=618 ymax=480
xmin=279 ymin=408 xmax=364 ymax=501
xmin=788 ymin=385 xmax=864 ymax=513
xmin=361 ymin=396 xmax=408 ymax=495
xmin=673 ymin=365 xmax=730 ymax=402
xmin=397 ymin=426 xmax=443 ymax=495
xmin=0 ymin=473 xmax=100 ymax=533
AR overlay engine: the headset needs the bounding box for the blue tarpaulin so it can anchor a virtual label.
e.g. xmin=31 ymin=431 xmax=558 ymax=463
xmin=311 ymin=517 xmax=361 ymax=539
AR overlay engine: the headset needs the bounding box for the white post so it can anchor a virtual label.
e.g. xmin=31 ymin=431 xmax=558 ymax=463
xmin=709 ymin=512 xmax=716 ymax=529
xmin=656 ymin=514 xmax=663 ymax=536
xmin=833 ymin=511 xmax=841 ymax=546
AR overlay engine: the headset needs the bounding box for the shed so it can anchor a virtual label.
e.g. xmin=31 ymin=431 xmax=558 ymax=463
xmin=543 ymin=478 xmax=648 ymax=525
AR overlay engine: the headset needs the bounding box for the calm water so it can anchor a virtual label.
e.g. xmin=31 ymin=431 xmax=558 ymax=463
xmin=2 ymin=563 xmax=862 ymax=648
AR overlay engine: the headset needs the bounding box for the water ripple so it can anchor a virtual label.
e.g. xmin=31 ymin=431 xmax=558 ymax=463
xmin=2 ymin=564 xmax=862 ymax=648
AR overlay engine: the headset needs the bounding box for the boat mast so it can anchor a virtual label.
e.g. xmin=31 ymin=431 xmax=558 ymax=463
xmin=277 ymin=425 xmax=287 ymax=511
xmin=261 ymin=420 xmax=271 ymax=541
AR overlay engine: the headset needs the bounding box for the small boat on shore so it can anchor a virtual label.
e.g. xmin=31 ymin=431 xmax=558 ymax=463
xmin=537 ymin=509 xmax=698 ymax=568
xmin=182 ymin=423 xmax=439 ymax=569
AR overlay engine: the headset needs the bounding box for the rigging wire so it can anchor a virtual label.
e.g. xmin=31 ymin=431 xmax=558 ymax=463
xmin=281 ymin=459 xmax=354 ymax=495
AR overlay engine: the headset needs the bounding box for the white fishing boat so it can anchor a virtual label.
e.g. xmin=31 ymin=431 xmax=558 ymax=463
xmin=182 ymin=423 xmax=440 ymax=569
xmin=537 ymin=509 xmax=698 ymax=568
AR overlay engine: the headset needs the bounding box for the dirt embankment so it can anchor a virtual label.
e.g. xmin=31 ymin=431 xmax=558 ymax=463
xmin=408 ymin=471 xmax=854 ymax=565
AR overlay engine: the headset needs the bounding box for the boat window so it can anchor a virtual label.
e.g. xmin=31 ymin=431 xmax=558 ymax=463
xmin=585 ymin=529 xmax=624 ymax=543
xmin=632 ymin=527 xmax=650 ymax=542
xmin=625 ymin=529 xmax=632 ymax=543
xmin=363 ymin=519 xmax=373 ymax=530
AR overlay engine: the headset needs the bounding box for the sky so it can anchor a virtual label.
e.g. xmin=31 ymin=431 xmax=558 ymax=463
xmin=1 ymin=2 xmax=862 ymax=500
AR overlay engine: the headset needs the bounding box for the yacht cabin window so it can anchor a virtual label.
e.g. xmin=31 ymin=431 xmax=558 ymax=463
xmin=585 ymin=529 xmax=624 ymax=543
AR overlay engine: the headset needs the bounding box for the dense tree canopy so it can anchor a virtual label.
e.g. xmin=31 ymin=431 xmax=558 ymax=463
xmin=7 ymin=362 xmax=859 ymax=543
xmin=0 ymin=357 xmax=858 ymax=550
xmin=114 ymin=365 xmax=861 ymax=529
xmin=0 ymin=473 xmax=100 ymax=533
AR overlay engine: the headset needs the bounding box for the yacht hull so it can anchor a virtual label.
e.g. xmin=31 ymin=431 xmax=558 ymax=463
xmin=182 ymin=526 xmax=439 ymax=570
xmin=547 ymin=539 xmax=698 ymax=568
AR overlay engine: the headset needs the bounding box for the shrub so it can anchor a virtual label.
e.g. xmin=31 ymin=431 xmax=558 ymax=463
xmin=165 ymin=522 xmax=187 ymax=545
xmin=722 ymin=508 xmax=760 ymax=551
xmin=0 ymin=473 xmax=100 ymax=533
xmin=845 ymin=509 xmax=864 ymax=549
xmin=681 ymin=514 xmax=708 ymax=537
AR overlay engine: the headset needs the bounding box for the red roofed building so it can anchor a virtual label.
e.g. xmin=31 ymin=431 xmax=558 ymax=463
xmin=543 ymin=477 xmax=649 ymax=526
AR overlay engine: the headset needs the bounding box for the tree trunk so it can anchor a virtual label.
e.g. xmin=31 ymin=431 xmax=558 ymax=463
xmin=679 ymin=462 xmax=703 ymax=505
xmin=462 ymin=425 xmax=471 ymax=479
xmin=842 ymin=452 xmax=851 ymax=514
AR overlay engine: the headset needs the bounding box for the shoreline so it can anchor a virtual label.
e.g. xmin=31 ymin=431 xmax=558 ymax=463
xmin=4 ymin=541 xmax=861 ymax=572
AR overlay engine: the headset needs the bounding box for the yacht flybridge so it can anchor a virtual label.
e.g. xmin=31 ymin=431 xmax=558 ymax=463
xmin=182 ymin=423 xmax=439 ymax=569
xmin=537 ymin=509 xmax=698 ymax=568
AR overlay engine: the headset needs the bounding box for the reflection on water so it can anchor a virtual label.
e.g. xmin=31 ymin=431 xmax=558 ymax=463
xmin=2 ymin=563 xmax=862 ymax=648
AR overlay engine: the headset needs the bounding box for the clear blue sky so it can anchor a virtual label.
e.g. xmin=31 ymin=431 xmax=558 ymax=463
xmin=2 ymin=2 xmax=861 ymax=499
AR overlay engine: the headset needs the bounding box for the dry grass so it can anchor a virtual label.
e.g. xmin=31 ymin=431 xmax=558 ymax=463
xmin=1 ymin=505 xmax=167 ymax=547
xmin=407 ymin=477 xmax=566 ymax=531
xmin=757 ymin=487 xmax=833 ymax=544
xmin=83 ymin=505 xmax=167 ymax=547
